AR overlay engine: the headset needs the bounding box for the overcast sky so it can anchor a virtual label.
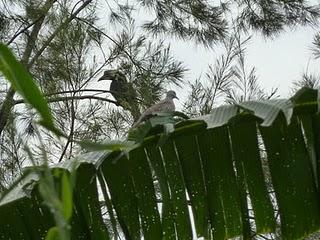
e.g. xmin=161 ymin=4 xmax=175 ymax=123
xmin=169 ymin=26 xmax=319 ymax=101
xmin=96 ymin=1 xmax=320 ymax=110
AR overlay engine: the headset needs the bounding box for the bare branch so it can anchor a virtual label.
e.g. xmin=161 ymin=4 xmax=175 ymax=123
xmin=44 ymin=89 xmax=112 ymax=97
xmin=14 ymin=95 xmax=117 ymax=105
xmin=76 ymin=17 xmax=184 ymax=79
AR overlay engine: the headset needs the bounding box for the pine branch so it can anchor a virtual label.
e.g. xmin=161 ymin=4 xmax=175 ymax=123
xmin=0 ymin=0 xmax=56 ymax=137
xmin=77 ymin=17 xmax=185 ymax=79
xmin=0 ymin=0 xmax=92 ymax=137
xmin=76 ymin=17 xmax=145 ymax=73
xmin=6 ymin=0 xmax=58 ymax=45
xmin=28 ymin=0 xmax=93 ymax=68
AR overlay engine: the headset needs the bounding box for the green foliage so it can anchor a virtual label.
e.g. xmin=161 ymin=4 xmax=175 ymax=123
xmin=127 ymin=111 xmax=189 ymax=144
xmin=0 ymin=43 xmax=62 ymax=136
xmin=0 ymin=41 xmax=137 ymax=240
xmin=140 ymin=0 xmax=228 ymax=46
xmin=237 ymin=0 xmax=320 ymax=36
xmin=108 ymin=26 xmax=187 ymax=107
xmin=45 ymin=227 xmax=59 ymax=240
xmin=312 ymin=32 xmax=320 ymax=59
xmin=1 ymin=88 xmax=320 ymax=240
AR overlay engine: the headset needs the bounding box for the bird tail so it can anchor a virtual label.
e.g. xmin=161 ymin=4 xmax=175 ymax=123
xmin=129 ymin=103 xmax=141 ymax=122
xmin=131 ymin=115 xmax=143 ymax=129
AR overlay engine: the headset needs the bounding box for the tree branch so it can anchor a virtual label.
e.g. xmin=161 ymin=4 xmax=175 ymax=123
xmin=78 ymin=17 xmax=185 ymax=79
xmin=75 ymin=17 xmax=146 ymax=74
xmin=28 ymin=0 xmax=93 ymax=68
xmin=58 ymin=96 xmax=76 ymax=162
xmin=0 ymin=0 xmax=57 ymax=137
xmin=44 ymin=89 xmax=112 ymax=97
xmin=14 ymin=95 xmax=117 ymax=105
xmin=0 ymin=0 xmax=92 ymax=137
xmin=7 ymin=0 xmax=58 ymax=45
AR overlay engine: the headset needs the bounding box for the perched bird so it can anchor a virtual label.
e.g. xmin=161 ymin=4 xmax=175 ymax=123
xmin=132 ymin=90 xmax=178 ymax=128
xmin=98 ymin=70 xmax=135 ymax=105
xmin=98 ymin=70 xmax=140 ymax=121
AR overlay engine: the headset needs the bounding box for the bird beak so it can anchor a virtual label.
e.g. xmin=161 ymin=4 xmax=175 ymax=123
xmin=175 ymin=96 xmax=179 ymax=100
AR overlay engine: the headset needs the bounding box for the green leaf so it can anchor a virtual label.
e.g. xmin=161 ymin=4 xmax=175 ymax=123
xmin=56 ymin=151 xmax=109 ymax=170
xmin=0 ymin=43 xmax=62 ymax=136
xmin=260 ymin=115 xmax=320 ymax=239
xmin=291 ymin=87 xmax=318 ymax=114
xmin=299 ymin=115 xmax=319 ymax=188
xmin=161 ymin=139 xmax=193 ymax=240
xmin=2 ymin=88 xmax=320 ymax=239
xmin=291 ymin=87 xmax=318 ymax=105
xmin=174 ymin=134 xmax=209 ymax=238
xmin=0 ymin=170 xmax=39 ymax=206
xmin=61 ymin=172 xmax=73 ymax=220
xmin=75 ymin=164 xmax=110 ymax=240
xmin=77 ymin=140 xmax=136 ymax=151
xmin=309 ymin=113 xmax=320 ymax=189
xmin=127 ymin=121 xmax=153 ymax=143
xmin=145 ymin=146 xmax=176 ymax=239
xmin=157 ymin=123 xmax=175 ymax=146
xmin=97 ymin=172 xmax=118 ymax=239
xmin=0 ymin=201 xmax=32 ymax=239
xmin=129 ymin=147 xmax=162 ymax=239
xmin=154 ymin=111 xmax=189 ymax=120
xmin=229 ymin=115 xmax=276 ymax=234
xmin=128 ymin=111 xmax=188 ymax=143
xmin=197 ymin=127 xmax=243 ymax=239
xmin=100 ymin=152 xmax=141 ymax=239
xmin=195 ymin=105 xmax=238 ymax=128
xmin=239 ymin=99 xmax=293 ymax=126
xmin=45 ymin=227 xmax=59 ymax=240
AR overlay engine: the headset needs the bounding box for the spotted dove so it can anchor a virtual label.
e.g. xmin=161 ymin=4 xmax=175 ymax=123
xmin=132 ymin=90 xmax=178 ymax=128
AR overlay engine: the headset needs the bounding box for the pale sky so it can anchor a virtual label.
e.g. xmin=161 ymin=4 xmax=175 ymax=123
xmin=169 ymin=26 xmax=319 ymax=100
xmin=247 ymin=26 xmax=319 ymax=96
xmin=96 ymin=1 xmax=320 ymax=111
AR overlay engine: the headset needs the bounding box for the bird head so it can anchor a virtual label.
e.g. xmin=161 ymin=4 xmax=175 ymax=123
xmin=98 ymin=70 xmax=126 ymax=82
xmin=166 ymin=90 xmax=178 ymax=100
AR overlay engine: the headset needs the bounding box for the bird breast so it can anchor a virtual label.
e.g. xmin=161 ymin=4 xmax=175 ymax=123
xmin=164 ymin=100 xmax=175 ymax=112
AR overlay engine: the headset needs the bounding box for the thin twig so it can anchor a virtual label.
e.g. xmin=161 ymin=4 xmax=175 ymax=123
xmin=76 ymin=17 xmax=181 ymax=79
xmin=75 ymin=17 xmax=143 ymax=72
xmin=58 ymin=96 xmax=76 ymax=162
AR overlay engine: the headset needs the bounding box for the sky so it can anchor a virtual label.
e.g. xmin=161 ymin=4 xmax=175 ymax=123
xmin=95 ymin=1 xmax=320 ymax=112
xmin=95 ymin=24 xmax=320 ymax=111
xmin=246 ymin=26 xmax=319 ymax=97
xmin=169 ymin=26 xmax=319 ymax=100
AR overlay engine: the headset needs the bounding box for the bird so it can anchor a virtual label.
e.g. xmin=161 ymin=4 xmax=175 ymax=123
xmin=98 ymin=70 xmax=134 ymax=105
xmin=98 ymin=70 xmax=140 ymax=121
xmin=132 ymin=90 xmax=178 ymax=128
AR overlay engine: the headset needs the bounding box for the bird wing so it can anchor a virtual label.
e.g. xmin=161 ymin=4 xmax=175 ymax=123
xmin=131 ymin=99 xmax=175 ymax=128
xmin=143 ymin=99 xmax=170 ymax=115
